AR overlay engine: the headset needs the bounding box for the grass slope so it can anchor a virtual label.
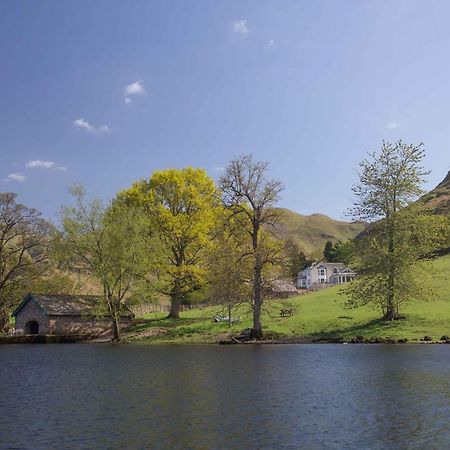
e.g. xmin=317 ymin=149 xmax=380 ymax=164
xmin=272 ymin=208 xmax=365 ymax=258
xmin=420 ymin=170 xmax=450 ymax=216
xmin=126 ymin=254 xmax=450 ymax=343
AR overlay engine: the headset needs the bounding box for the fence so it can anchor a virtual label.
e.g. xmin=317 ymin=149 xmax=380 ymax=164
xmin=130 ymin=303 xmax=194 ymax=316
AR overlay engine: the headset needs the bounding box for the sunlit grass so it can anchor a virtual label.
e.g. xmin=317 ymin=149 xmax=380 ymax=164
xmin=126 ymin=254 xmax=450 ymax=343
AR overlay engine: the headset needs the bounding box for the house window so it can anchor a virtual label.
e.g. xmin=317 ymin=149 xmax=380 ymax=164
xmin=333 ymin=268 xmax=338 ymax=274
xmin=318 ymin=269 xmax=325 ymax=276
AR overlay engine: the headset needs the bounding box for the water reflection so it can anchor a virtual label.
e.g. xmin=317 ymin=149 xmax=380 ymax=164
xmin=1 ymin=344 xmax=450 ymax=449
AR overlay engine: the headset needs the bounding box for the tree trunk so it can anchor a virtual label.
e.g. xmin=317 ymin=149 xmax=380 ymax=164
xmin=112 ymin=318 xmax=120 ymax=342
xmin=383 ymin=300 xmax=396 ymax=321
xmin=251 ymin=263 xmax=263 ymax=339
xmin=0 ymin=311 xmax=9 ymax=334
xmin=384 ymin=218 xmax=396 ymax=321
xmin=167 ymin=294 xmax=180 ymax=319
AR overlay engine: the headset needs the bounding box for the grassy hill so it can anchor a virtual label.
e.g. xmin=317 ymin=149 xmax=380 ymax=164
xmin=272 ymin=208 xmax=365 ymax=258
xmin=420 ymin=170 xmax=450 ymax=216
xmin=126 ymin=254 xmax=450 ymax=344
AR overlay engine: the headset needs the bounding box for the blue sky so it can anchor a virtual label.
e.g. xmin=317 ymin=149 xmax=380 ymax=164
xmin=1 ymin=0 xmax=449 ymax=221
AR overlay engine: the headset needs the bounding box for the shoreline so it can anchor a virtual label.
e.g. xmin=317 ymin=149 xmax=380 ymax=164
xmin=2 ymin=331 xmax=449 ymax=345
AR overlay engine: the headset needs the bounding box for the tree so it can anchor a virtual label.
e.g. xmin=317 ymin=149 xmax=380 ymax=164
xmin=206 ymin=214 xmax=250 ymax=326
xmin=0 ymin=193 xmax=51 ymax=332
xmin=345 ymin=141 xmax=449 ymax=320
xmin=323 ymin=240 xmax=353 ymax=264
xmin=323 ymin=240 xmax=334 ymax=261
xmin=120 ymin=168 xmax=218 ymax=319
xmin=58 ymin=186 xmax=149 ymax=340
xmin=220 ymin=154 xmax=284 ymax=338
xmin=282 ymin=238 xmax=310 ymax=283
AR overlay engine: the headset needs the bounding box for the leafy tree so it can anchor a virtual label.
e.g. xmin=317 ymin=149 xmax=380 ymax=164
xmin=120 ymin=168 xmax=218 ymax=319
xmin=283 ymin=238 xmax=310 ymax=283
xmin=220 ymin=154 xmax=284 ymax=338
xmin=345 ymin=141 xmax=449 ymax=320
xmin=323 ymin=240 xmax=353 ymax=264
xmin=58 ymin=186 xmax=149 ymax=340
xmin=206 ymin=214 xmax=250 ymax=326
xmin=0 ymin=193 xmax=51 ymax=332
xmin=323 ymin=240 xmax=334 ymax=261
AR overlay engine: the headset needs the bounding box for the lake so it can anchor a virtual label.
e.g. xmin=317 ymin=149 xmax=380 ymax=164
xmin=1 ymin=344 xmax=450 ymax=449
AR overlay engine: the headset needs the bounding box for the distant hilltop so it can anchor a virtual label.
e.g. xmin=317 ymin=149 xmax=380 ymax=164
xmin=272 ymin=208 xmax=365 ymax=258
xmin=420 ymin=170 xmax=450 ymax=216
xmin=272 ymin=169 xmax=450 ymax=258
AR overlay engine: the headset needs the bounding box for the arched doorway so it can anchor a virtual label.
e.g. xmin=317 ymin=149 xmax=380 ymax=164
xmin=25 ymin=320 xmax=39 ymax=335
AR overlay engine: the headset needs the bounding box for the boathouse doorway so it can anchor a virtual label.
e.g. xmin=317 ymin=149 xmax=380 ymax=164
xmin=25 ymin=320 xmax=39 ymax=335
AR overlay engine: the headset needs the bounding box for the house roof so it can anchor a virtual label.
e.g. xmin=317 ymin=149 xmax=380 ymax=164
xmin=271 ymin=279 xmax=298 ymax=293
xmin=12 ymin=294 xmax=134 ymax=318
xmin=312 ymin=262 xmax=346 ymax=270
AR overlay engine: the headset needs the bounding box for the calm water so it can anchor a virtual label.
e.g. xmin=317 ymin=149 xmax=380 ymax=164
xmin=1 ymin=344 xmax=450 ymax=449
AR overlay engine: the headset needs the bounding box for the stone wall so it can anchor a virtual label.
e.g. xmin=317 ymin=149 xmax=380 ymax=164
xmin=49 ymin=316 xmax=110 ymax=337
xmin=49 ymin=316 xmax=133 ymax=338
xmin=15 ymin=298 xmax=50 ymax=335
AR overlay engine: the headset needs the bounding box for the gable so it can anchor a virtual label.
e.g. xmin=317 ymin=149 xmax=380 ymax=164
xmin=12 ymin=294 xmax=134 ymax=318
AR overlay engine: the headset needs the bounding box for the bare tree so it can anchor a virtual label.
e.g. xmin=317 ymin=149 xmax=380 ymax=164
xmin=0 ymin=193 xmax=50 ymax=331
xmin=220 ymin=155 xmax=283 ymax=338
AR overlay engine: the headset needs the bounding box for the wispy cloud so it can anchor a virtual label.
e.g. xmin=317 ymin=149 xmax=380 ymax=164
xmin=26 ymin=160 xmax=67 ymax=171
xmin=268 ymin=39 xmax=275 ymax=47
xmin=6 ymin=173 xmax=26 ymax=182
xmin=233 ymin=19 xmax=249 ymax=37
xmin=386 ymin=122 xmax=399 ymax=129
xmin=73 ymin=118 xmax=111 ymax=134
xmin=123 ymin=80 xmax=146 ymax=104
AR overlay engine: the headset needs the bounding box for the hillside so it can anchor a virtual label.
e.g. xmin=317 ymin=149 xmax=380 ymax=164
xmin=420 ymin=170 xmax=450 ymax=216
xmin=127 ymin=254 xmax=450 ymax=344
xmin=272 ymin=208 xmax=366 ymax=258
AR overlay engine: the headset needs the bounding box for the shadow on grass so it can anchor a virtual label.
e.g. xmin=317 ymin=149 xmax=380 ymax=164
xmin=127 ymin=317 xmax=208 ymax=333
xmin=306 ymin=318 xmax=404 ymax=340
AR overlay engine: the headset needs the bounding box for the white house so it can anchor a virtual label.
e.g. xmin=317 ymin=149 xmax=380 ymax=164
xmin=297 ymin=262 xmax=356 ymax=289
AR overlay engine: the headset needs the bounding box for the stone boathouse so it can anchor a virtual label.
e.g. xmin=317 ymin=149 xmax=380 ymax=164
xmin=12 ymin=294 xmax=134 ymax=337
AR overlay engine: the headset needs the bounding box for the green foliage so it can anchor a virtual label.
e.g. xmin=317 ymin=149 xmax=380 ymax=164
xmin=348 ymin=141 xmax=449 ymax=319
xmin=206 ymin=212 xmax=252 ymax=325
xmin=0 ymin=193 xmax=51 ymax=332
xmin=323 ymin=240 xmax=333 ymax=260
xmin=282 ymin=238 xmax=311 ymax=283
xmin=127 ymin=254 xmax=450 ymax=344
xmin=323 ymin=240 xmax=353 ymax=264
xmin=120 ymin=168 xmax=219 ymax=318
xmin=57 ymin=185 xmax=151 ymax=340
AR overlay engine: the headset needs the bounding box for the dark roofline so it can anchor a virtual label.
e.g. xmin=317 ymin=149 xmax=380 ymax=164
xmin=11 ymin=293 xmax=46 ymax=318
xmin=11 ymin=293 xmax=135 ymax=318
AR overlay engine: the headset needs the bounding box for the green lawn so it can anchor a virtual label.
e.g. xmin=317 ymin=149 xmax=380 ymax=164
xmin=126 ymin=254 xmax=450 ymax=343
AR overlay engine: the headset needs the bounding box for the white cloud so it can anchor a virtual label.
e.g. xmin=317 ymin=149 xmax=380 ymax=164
xmin=73 ymin=118 xmax=111 ymax=134
xmin=26 ymin=160 xmax=67 ymax=171
xmin=7 ymin=173 xmax=26 ymax=182
xmin=123 ymin=81 xmax=146 ymax=103
xmin=233 ymin=19 xmax=249 ymax=37
xmin=386 ymin=122 xmax=399 ymax=129
xmin=268 ymin=39 xmax=275 ymax=47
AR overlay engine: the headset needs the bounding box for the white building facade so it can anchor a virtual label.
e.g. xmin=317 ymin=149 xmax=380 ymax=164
xmin=297 ymin=262 xmax=356 ymax=289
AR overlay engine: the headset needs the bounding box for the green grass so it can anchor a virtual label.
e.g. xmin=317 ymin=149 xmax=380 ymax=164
xmin=125 ymin=254 xmax=450 ymax=344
